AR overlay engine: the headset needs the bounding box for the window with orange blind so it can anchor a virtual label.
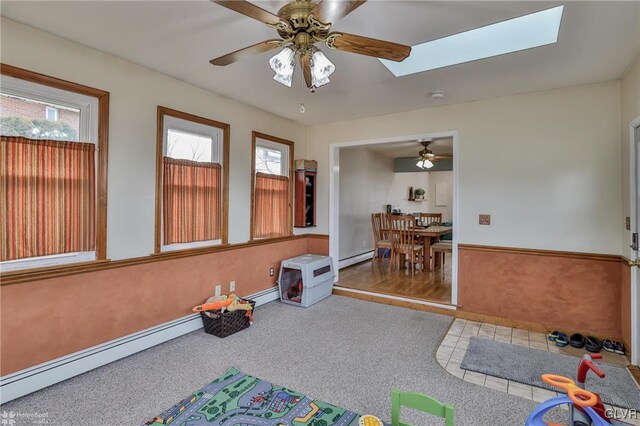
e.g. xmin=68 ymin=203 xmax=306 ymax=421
xmin=251 ymin=132 xmax=294 ymax=240
xmin=0 ymin=67 xmax=108 ymax=272
xmin=155 ymin=107 xmax=229 ymax=253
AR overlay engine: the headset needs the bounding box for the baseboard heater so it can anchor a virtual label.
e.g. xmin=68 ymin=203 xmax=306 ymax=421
xmin=0 ymin=286 xmax=280 ymax=404
xmin=338 ymin=251 xmax=374 ymax=269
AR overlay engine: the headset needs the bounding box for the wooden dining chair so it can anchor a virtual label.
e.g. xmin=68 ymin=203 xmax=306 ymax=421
xmin=430 ymin=240 xmax=452 ymax=270
xmin=371 ymin=213 xmax=392 ymax=262
xmin=388 ymin=215 xmax=424 ymax=275
xmin=420 ymin=213 xmax=442 ymax=226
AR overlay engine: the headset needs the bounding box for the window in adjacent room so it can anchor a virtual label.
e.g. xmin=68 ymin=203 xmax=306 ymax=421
xmin=251 ymin=132 xmax=294 ymax=240
xmin=45 ymin=105 xmax=59 ymax=121
xmin=0 ymin=67 xmax=109 ymax=271
xmin=155 ymin=107 xmax=229 ymax=253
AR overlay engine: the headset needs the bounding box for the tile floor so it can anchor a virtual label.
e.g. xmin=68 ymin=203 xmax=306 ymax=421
xmin=436 ymin=318 xmax=640 ymax=425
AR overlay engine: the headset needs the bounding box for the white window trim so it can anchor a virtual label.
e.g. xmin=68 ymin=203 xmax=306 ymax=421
xmin=0 ymin=75 xmax=99 ymax=270
xmin=255 ymin=137 xmax=290 ymax=177
xmin=160 ymin=115 xmax=224 ymax=252
xmin=0 ymin=252 xmax=95 ymax=272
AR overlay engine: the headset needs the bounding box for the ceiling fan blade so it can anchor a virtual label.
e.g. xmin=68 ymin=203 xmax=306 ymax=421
xmin=211 ymin=0 xmax=281 ymax=25
xmin=300 ymin=53 xmax=312 ymax=88
xmin=434 ymin=154 xmax=453 ymax=160
xmin=311 ymin=0 xmax=367 ymax=23
xmin=210 ymin=40 xmax=283 ymax=66
xmin=326 ymin=32 xmax=411 ymax=62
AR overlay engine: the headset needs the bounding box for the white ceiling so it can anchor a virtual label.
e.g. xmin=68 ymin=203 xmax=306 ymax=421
xmin=2 ymin=1 xmax=638 ymax=126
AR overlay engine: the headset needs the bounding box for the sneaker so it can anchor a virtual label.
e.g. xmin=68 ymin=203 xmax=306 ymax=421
xmin=555 ymin=333 xmax=569 ymax=347
xmin=614 ymin=341 xmax=625 ymax=355
xmin=603 ymin=339 xmax=616 ymax=352
xmin=586 ymin=336 xmax=603 ymax=353
xmin=548 ymin=330 xmax=562 ymax=342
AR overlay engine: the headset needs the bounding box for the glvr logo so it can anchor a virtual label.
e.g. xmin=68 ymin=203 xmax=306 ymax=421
xmin=0 ymin=411 xmax=16 ymax=426
xmin=605 ymin=408 xmax=639 ymax=419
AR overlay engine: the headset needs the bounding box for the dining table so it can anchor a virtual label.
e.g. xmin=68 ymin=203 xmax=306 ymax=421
xmin=382 ymin=225 xmax=453 ymax=271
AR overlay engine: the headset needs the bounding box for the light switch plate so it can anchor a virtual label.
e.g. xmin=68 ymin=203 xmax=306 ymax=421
xmin=626 ymin=217 xmax=631 ymax=231
xmin=479 ymin=214 xmax=491 ymax=225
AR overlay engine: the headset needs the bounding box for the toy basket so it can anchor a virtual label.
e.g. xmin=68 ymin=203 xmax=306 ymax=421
xmin=199 ymin=299 xmax=255 ymax=338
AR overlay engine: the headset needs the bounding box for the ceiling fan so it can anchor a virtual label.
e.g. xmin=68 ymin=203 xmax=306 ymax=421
xmin=413 ymin=141 xmax=452 ymax=169
xmin=209 ymin=0 xmax=411 ymax=90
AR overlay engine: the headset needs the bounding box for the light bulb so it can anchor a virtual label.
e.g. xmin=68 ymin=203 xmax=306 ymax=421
xmin=299 ymin=103 xmax=306 ymax=114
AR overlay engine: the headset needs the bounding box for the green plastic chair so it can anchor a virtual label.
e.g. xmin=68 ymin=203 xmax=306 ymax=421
xmin=391 ymin=389 xmax=455 ymax=426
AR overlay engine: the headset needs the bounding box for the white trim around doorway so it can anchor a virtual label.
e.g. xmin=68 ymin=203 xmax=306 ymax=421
xmin=328 ymin=130 xmax=460 ymax=306
xmin=630 ymin=116 xmax=640 ymax=366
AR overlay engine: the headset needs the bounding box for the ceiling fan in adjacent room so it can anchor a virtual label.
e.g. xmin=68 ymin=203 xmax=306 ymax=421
xmin=209 ymin=0 xmax=411 ymax=90
xmin=413 ymin=141 xmax=452 ymax=169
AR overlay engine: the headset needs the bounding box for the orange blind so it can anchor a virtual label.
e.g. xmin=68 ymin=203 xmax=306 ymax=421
xmin=0 ymin=136 xmax=96 ymax=261
xmin=253 ymin=172 xmax=290 ymax=239
xmin=162 ymin=157 xmax=221 ymax=245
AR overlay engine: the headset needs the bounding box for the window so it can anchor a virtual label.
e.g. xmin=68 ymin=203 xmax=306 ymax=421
xmin=250 ymin=132 xmax=294 ymax=240
xmin=45 ymin=106 xmax=58 ymax=121
xmin=155 ymin=107 xmax=229 ymax=253
xmin=0 ymin=65 xmax=109 ymax=271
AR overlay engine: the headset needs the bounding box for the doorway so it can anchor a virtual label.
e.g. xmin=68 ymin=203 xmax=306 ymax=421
xmin=328 ymin=131 xmax=459 ymax=308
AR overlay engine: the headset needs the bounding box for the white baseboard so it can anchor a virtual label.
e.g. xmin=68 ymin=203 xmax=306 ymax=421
xmin=0 ymin=287 xmax=280 ymax=404
xmin=338 ymin=251 xmax=374 ymax=269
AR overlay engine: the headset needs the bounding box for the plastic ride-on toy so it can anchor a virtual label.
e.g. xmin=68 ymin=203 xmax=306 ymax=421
xmin=525 ymin=354 xmax=634 ymax=425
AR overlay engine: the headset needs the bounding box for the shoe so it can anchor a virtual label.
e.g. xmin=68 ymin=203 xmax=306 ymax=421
xmin=570 ymin=333 xmax=586 ymax=349
xmin=555 ymin=333 xmax=569 ymax=347
xmin=614 ymin=341 xmax=625 ymax=355
xmin=548 ymin=330 xmax=562 ymax=342
xmin=586 ymin=336 xmax=603 ymax=353
xmin=603 ymin=339 xmax=616 ymax=352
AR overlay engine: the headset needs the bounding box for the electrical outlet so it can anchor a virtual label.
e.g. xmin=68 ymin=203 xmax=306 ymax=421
xmin=214 ymin=285 xmax=221 ymax=296
xmin=269 ymin=267 xmax=275 ymax=277
xmin=479 ymin=214 xmax=491 ymax=225
xmin=230 ymin=281 xmax=236 ymax=292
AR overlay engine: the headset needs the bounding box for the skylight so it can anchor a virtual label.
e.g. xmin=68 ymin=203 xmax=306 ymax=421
xmin=380 ymin=5 xmax=564 ymax=77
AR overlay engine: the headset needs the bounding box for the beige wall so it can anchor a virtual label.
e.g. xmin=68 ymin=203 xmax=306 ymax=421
xmin=309 ymin=81 xmax=623 ymax=255
xmin=620 ymin=55 xmax=640 ymax=258
xmin=390 ymin=171 xmax=453 ymax=221
xmin=0 ymin=18 xmax=309 ymax=260
xmin=339 ymin=148 xmax=393 ymax=260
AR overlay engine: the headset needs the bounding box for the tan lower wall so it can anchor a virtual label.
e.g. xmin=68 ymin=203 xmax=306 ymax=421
xmin=458 ymin=246 xmax=623 ymax=338
xmin=0 ymin=235 xmax=329 ymax=375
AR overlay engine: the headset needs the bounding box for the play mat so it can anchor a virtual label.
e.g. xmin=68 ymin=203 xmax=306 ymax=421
xmin=144 ymin=367 xmax=377 ymax=426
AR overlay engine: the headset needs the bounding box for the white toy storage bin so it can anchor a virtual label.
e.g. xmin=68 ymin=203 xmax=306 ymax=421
xmin=278 ymin=254 xmax=335 ymax=308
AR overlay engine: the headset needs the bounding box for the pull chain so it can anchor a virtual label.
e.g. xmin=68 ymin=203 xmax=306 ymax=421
xmin=299 ymin=69 xmax=306 ymax=114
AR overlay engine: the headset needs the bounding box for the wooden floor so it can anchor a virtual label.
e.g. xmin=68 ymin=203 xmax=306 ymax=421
xmin=337 ymin=253 xmax=452 ymax=304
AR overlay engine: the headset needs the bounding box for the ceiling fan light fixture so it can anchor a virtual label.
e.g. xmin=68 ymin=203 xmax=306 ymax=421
xmin=416 ymin=159 xmax=434 ymax=169
xmin=310 ymin=48 xmax=335 ymax=89
xmin=269 ymin=46 xmax=296 ymax=87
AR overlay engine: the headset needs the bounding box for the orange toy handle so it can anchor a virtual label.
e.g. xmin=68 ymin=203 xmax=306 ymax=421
xmin=192 ymin=299 xmax=233 ymax=312
xmin=541 ymin=374 xmax=598 ymax=407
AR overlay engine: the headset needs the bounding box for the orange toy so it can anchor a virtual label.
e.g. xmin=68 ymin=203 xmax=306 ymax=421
xmin=192 ymin=298 xmax=233 ymax=312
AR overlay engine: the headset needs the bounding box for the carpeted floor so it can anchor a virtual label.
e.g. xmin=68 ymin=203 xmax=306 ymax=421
xmin=2 ymin=296 xmax=553 ymax=425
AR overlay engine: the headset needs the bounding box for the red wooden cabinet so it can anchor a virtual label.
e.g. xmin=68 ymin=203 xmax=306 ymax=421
xmin=294 ymin=170 xmax=316 ymax=227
